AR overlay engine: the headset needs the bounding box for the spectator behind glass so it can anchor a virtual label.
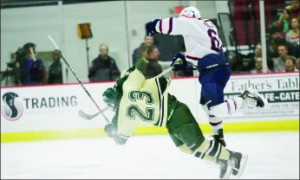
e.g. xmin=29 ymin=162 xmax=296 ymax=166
xmin=132 ymin=35 xmax=154 ymax=65
xmin=273 ymin=45 xmax=290 ymax=72
xmin=135 ymin=45 xmax=162 ymax=79
xmin=20 ymin=42 xmax=46 ymax=85
xmin=285 ymin=18 xmax=300 ymax=58
xmin=48 ymin=49 xmax=63 ymax=84
xmin=134 ymin=44 xmax=149 ymax=73
xmin=284 ymin=55 xmax=299 ymax=72
xmin=146 ymin=45 xmax=163 ymax=78
xmin=88 ymin=43 xmax=120 ymax=82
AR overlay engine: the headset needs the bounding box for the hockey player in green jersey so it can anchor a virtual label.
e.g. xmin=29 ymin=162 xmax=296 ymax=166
xmin=102 ymin=66 xmax=247 ymax=179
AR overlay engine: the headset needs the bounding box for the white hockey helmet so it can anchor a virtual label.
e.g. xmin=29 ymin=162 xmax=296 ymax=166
xmin=179 ymin=6 xmax=201 ymax=19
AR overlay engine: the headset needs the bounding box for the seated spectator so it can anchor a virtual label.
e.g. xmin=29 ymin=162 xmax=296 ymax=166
xmin=132 ymin=35 xmax=154 ymax=66
xmin=250 ymin=57 xmax=272 ymax=74
xmin=267 ymin=27 xmax=286 ymax=59
xmin=254 ymin=42 xmax=262 ymax=59
xmin=273 ymin=45 xmax=290 ymax=72
xmin=295 ymin=57 xmax=300 ymax=70
xmin=135 ymin=45 xmax=162 ymax=79
xmin=286 ymin=18 xmax=300 ymax=58
xmin=251 ymin=42 xmax=274 ymax=71
xmin=20 ymin=42 xmax=46 ymax=85
xmin=250 ymin=57 xmax=263 ymax=74
xmin=286 ymin=18 xmax=300 ymax=45
xmin=277 ymin=9 xmax=292 ymax=36
xmin=48 ymin=49 xmax=63 ymax=84
xmin=284 ymin=55 xmax=299 ymax=72
xmin=283 ymin=0 xmax=300 ymax=20
xmin=88 ymin=43 xmax=120 ymax=82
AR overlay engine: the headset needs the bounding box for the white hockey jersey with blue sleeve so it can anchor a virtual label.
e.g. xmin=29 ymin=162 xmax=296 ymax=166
xmin=154 ymin=17 xmax=228 ymax=70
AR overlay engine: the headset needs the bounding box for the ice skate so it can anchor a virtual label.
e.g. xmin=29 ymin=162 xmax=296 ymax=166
xmin=239 ymin=89 xmax=268 ymax=108
xmin=217 ymin=159 xmax=232 ymax=179
xmin=229 ymin=152 xmax=248 ymax=177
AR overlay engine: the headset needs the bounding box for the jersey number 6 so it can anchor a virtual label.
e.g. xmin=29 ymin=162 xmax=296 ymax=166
xmin=207 ymin=29 xmax=220 ymax=52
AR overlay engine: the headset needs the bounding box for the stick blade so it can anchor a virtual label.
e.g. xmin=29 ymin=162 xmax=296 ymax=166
xmin=78 ymin=110 xmax=94 ymax=120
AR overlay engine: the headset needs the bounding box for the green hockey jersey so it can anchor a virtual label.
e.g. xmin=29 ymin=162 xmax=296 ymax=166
xmin=113 ymin=67 xmax=171 ymax=138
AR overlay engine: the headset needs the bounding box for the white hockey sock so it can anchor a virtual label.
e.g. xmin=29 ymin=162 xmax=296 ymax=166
xmin=232 ymin=96 xmax=245 ymax=111
xmin=208 ymin=115 xmax=223 ymax=135
xmin=225 ymin=97 xmax=244 ymax=114
xmin=210 ymin=97 xmax=244 ymax=117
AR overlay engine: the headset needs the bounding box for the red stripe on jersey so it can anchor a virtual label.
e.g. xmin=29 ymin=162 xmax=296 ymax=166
xmin=186 ymin=55 xmax=202 ymax=60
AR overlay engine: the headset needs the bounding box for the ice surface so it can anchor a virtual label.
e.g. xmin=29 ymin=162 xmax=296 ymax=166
xmin=1 ymin=132 xmax=299 ymax=179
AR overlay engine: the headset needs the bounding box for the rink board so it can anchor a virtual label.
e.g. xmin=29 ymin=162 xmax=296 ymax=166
xmin=1 ymin=72 xmax=299 ymax=142
xmin=1 ymin=120 xmax=299 ymax=142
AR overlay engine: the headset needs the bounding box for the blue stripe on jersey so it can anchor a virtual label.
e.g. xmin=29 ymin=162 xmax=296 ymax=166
xmin=168 ymin=17 xmax=173 ymax=34
xmin=159 ymin=20 xmax=162 ymax=33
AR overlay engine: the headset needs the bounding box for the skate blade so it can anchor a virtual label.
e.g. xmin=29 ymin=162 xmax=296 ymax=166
xmin=234 ymin=154 xmax=248 ymax=177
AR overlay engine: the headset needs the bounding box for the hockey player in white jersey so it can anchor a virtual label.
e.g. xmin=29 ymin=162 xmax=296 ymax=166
xmin=145 ymin=6 xmax=267 ymax=147
xmin=103 ymin=66 xmax=248 ymax=179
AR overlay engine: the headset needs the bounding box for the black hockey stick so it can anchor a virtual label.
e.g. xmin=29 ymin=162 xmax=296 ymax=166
xmin=78 ymin=106 xmax=110 ymax=120
xmin=155 ymin=61 xmax=198 ymax=79
xmin=47 ymin=35 xmax=109 ymax=123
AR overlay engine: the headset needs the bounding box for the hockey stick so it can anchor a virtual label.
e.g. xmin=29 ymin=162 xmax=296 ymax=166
xmin=78 ymin=106 xmax=110 ymax=120
xmin=47 ymin=35 xmax=109 ymax=123
xmin=154 ymin=62 xmax=198 ymax=79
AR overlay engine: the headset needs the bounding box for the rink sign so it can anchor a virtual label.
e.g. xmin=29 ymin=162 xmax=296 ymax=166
xmin=224 ymin=73 xmax=299 ymax=119
xmin=0 ymin=73 xmax=298 ymax=136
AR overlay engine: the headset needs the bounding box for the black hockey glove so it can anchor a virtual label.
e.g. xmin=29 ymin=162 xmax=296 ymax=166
xmin=146 ymin=19 xmax=160 ymax=35
xmin=171 ymin=53 xmax=187 ymax=71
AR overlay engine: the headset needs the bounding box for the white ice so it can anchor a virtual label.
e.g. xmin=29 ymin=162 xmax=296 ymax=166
xmin=1 ymin=131 xmax=299 ymax=179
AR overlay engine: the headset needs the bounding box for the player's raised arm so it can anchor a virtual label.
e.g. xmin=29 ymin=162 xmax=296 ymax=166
xmin=146 ymin=6 xmax=201 ymax=36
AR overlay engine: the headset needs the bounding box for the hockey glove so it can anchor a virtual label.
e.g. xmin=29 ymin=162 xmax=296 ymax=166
xmin=171 ymin=53 xmax=187 ymax=71
xmin=113 ymin=135 xmax=128 ymax=145
xmin=102 ymin=87 xmax=120 ymax=110
xmin=146 ymin=19 xmax=160 ymax=35
xmin=104 ymin=123 xmax=128 ymax=145
xmin=104 ymin=123 xmax=117 ymax=138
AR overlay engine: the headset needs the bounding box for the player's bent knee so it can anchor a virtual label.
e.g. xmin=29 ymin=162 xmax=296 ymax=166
xmin=178 ymin=144 xmax=193 ymax=154
xmin=209 ymin=103 xmax=228 ymax=117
